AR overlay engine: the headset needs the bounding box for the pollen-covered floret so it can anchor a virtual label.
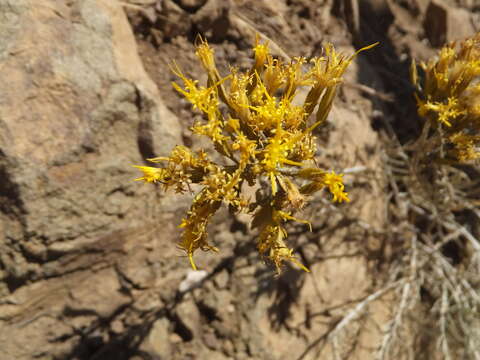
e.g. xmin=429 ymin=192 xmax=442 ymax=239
xmin=133 ymin=166 xmax=165 ymax=183
xmin=134 ymin=35 xmax=373 ymax=272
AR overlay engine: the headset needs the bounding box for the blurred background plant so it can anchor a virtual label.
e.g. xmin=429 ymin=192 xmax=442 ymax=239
xmin=371 ymin=32 xmax=480 ymax=359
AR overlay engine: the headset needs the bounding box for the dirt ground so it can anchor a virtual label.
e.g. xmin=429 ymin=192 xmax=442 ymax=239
xmin=0 ymin=0 xmax=479 ymax=359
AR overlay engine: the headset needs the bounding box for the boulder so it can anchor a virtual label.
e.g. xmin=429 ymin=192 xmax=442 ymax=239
xmin=424 ymin=0 xmax=476 ymax=47
xmin=0 ymin=0 xmax=182 ymax=358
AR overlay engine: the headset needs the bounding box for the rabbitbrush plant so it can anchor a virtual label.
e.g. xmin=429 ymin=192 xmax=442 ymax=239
xmin=134 ymin=36 xmax=376 ymax=272
xmin=368 ymin=33 xmax=480 ymax=359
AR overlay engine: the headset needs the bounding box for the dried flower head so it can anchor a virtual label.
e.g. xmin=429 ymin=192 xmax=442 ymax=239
xmin=411 ymin=32 xmax=480 ymax=162
xmin=135 ymin=36 xmax=376 ymax=272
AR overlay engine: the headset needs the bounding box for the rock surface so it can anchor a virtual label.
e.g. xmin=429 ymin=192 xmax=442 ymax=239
xmin=0 ymin=0 xmax=183 ymax=358
xmin=424 ymin=0 xmax=476 ymax=46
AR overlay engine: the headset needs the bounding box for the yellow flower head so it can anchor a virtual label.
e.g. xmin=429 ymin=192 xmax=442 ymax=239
xmin=322 ymin=171 xmax=350 ymax=203
xmin=134 ymin=35 xmax=374 ymax=272
xmin=253 ymin=35 xmax=269 ymax=73
xmin=195 ymin=36 xmax=216 ymax=73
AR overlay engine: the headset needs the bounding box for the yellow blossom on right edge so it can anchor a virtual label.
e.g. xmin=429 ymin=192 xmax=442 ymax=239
xmin=411 ymin=32 xmax=480 ymax=162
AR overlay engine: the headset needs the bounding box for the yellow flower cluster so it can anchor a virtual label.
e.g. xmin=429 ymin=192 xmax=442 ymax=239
xmin=411 ymin=33 xmax=480 ymax=162
xmin=135 ymin=36 xmax=376 ymax=272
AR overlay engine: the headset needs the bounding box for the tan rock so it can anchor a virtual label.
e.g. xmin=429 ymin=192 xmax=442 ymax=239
xmin=0 ymin=0 xmax=181 ymax=358
xmin=424 ymin=0 xmax=476 ymax=46
xmin=143 ymin=317 xmax=171 ymax=358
